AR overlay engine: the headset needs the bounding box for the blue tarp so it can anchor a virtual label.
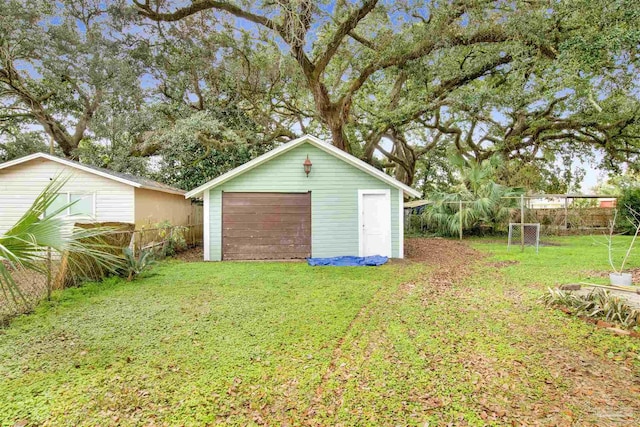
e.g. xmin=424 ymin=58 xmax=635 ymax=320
xmin=307 ymin=255 xmax=388 ymax=267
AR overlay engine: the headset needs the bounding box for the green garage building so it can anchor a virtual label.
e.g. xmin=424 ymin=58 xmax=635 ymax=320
xmin=186 ymin=135 xmax=420 ymax=261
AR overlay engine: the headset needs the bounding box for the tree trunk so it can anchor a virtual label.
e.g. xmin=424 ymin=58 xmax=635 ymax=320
xmin=34 ymin=113 xmax=77 ymax=158
xmin=307 ymin=77 xmax=351 ymax=153
xmin=328 ymin=119 xmax=348 ymax=152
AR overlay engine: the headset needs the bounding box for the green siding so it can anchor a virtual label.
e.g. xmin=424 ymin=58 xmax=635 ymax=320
xmin=208 ymin=142 xmax=400 ymax=260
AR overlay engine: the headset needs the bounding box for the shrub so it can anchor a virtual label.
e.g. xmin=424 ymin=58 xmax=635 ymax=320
xmin=156 ymin=221 xmax=187 ymax=256
xmin=617 ymin=186 xmax=640 ymax=233
xmin=542 ymin=287 xmax=640 ymax=328
xmin=122 ymin=247 xmax=157 ymax=281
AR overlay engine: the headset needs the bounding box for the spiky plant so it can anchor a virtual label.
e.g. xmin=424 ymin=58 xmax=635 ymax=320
xmin=0 ymin=177 xmax=124 ymax=305
xmin=122 ymin=247 xmax=157 ymax=281
xmin=542 ymin=287 xmax=640 ymax=328
xmin=423 ymin=156 xmax=524 ymax=236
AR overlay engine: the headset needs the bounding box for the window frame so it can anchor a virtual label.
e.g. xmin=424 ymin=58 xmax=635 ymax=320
xmin=46 ymin=191 xmax=97 ymax=218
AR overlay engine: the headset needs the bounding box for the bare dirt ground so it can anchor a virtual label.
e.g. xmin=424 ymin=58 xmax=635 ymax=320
xmin=173 ymin=245 xmax=204 ymax=262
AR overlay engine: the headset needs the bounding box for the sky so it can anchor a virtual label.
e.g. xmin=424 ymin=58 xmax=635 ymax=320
xmin=3 ymin=0 xmax=624 ymax=194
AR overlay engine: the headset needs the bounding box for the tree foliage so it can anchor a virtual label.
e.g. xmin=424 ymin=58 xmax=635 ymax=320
xmin=424 ymin=156 xmax=524 ymax=236
xmin=134 ymin=0 xmax=640 ymax=185
xmin=1 ymin=1 xmax=640 ymax=191
xmin=149 ymin=109 xmax=273 ymax=190
xmin=0 ymin=0 xmax=146 ymax=157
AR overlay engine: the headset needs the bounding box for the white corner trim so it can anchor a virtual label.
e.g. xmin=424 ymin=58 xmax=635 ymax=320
xmin=185 ymin=134 xmax=421 ymax=199
xmin=398 ymin=190 xmax=404 ymax=259
xmin=358 ymin=190 xmax=363 ymax=257
xmin=358 ymin=189 xmax=392 ymax=258
xmin=203 ymin=189 xmax=210 ymax=261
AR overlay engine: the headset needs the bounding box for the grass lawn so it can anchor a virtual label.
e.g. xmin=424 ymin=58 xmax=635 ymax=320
xmin=1 ymin=236 xmax=639 ymax=426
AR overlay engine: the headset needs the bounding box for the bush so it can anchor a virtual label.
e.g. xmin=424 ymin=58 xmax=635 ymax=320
xmin=617 ymin=186 xmax=640 ymax=233
xmin=541 ymin=287 xmax=640 ymax=328
xmin=122 ymin=247 xmax=157 ymax=281
xmin=155 ymin=221 xmax=188 ymax=256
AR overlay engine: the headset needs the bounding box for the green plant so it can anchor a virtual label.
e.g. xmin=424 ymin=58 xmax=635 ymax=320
xmin=122 ymin=247 xmax=157 ymax=281
xmin=156 ymin=221 xmax=187 ymax=256
xmin=423 ymin=156 xmax=523 ymax=236
xmin=617 ymin=187 xmax=640 ymax=233
xmin=542 ymin=287 xmax=640 ymax=328
xmin=0 ymin=177 xmax=123 ymax=305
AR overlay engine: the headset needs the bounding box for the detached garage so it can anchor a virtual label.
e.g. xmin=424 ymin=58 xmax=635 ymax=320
xmin=186 ymin=135 xmax=420 ymax=261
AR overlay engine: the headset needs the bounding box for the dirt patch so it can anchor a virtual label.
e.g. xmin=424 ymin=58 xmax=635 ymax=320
xmin=405 ymin=237 xmax=483 ymax=266
xmin=172 ymin=246 xmax=204 ymax=262
xmin=486 ymin=260 xmax=520 ymax=268
xmin=405 ymin=238 xmax=485 ymax=296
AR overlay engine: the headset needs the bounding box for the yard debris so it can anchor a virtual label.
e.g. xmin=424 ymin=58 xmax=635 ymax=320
xmin=606 ymin=327 xmax=631 ymax=336
xmin=486 ymin=260 xmax=520 ymax=268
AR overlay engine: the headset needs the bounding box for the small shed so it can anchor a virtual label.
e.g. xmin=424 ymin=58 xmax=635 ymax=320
xmin=186 ymin=135 xmax=421 ymax=261
xmin=0 ymin=153 xmax=199 ymax=234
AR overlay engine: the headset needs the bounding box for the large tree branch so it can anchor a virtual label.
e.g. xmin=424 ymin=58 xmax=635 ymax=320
xmin=348 ymin=31 xmax=376 ymax=50
xmin=313 ymin=0 xmax=378 ymax=77
xmin=134 ymin=0 xmax=279 ymax=30
xmin=342 ymin=26 xmax=510 ymax=105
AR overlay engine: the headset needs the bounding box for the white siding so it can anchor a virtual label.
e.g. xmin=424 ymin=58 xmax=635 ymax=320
xmin=0 ymin=158 xmax=135 ymax=235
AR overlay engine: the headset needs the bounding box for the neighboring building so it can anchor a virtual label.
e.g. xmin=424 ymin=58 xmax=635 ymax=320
xmin=0 ymin=153 xmax=199 ymax=234
xmin=528 ymin=197 xmax=566 ymax=209
xmin=404 ymin=200 xmax=430 ymax=215
xmin=186 ymin=135 xmax=421 ymax=261
xmin=599 ymin=198 xmax=617 ymax=208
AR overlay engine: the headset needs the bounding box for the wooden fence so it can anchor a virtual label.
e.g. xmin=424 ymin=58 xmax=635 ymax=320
xmin=114 ymin=223 xmax=204 ymax=257
xmin=512 ymin=207 xmax=615 ymax=232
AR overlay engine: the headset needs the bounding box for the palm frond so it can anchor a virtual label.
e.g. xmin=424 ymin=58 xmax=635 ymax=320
xmin=0 ymin=176 xmax=125 ymax=306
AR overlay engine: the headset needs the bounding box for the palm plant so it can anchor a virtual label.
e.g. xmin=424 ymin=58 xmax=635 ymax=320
xmin=424 ymin=156 xmax=523 ymax=236
xmin=0 ymin=176 xmax=124 ymax=306
xmin=122 ymin=247 xmax=157 ymax=281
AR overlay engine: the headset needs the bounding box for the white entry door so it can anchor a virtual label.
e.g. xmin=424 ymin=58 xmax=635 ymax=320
xmin=360 ymin=190 xmax=391 ymax=257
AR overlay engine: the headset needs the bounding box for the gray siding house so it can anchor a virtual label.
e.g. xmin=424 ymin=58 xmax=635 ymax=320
xmin=186 ymin=135 xmax=420 ymax=261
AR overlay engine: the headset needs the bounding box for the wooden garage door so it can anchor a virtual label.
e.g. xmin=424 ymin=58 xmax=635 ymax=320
xmin=222 ymin=192 xmax=311 ymax=260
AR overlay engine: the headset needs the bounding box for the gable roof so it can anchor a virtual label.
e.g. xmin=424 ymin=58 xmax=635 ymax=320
xmin=0 ymin=152 xmax=185 ymax=196
xmin=185 ymin=134 xmax=421 ymax=199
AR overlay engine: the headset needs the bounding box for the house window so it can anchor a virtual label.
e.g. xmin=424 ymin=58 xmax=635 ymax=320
xmin=45 ymin=193 xmax=95 ymax=217
xmin=70 ymin=193 xmax=93 ymax=216
xmin=45 ymin=194 xmax=69 ymax=217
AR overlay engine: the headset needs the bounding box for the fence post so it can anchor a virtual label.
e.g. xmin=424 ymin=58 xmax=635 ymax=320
xmin=459 ymin=200 xmax=463 ymax=240
xmin=564 ymin=196 xmax=569 ymax=230
xmin=46 ymin=247 xmax=52 ymax=300
xmin=520 ymin=194 xmax=525 ymax=252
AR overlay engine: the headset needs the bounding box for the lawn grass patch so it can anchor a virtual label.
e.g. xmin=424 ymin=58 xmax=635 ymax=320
xmin=0 ymin=261 xmax=420 ymax=426
xmin=1 ymin=237 xmax=639 ymax=426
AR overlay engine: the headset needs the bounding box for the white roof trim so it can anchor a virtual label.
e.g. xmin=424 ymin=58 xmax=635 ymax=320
xmin=185 ymin=134 xmax=421 ymax=199
xmin=0 ymin=153 xmax=185 ymax=196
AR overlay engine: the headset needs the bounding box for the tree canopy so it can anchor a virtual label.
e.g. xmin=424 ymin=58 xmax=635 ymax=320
xmin=1 ymin=0 xmax=640 ymax=193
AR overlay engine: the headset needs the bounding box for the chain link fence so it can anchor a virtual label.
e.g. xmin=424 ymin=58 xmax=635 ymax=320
xmin=1 ymin=223 xmax=203 ymax=325
xmin=405 ymin=195 xmax=617 ymax=239
xmin=507 ymin=223 xmax=541 ymax=253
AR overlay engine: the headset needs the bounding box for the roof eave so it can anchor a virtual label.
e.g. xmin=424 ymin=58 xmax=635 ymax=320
xmin=139 ymin=185 xmax=186 ymax=196
xmin=0 ymin=153 xmax=187 ymax=196
xmin=185 ymin=134 xmax=422 ymax=199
